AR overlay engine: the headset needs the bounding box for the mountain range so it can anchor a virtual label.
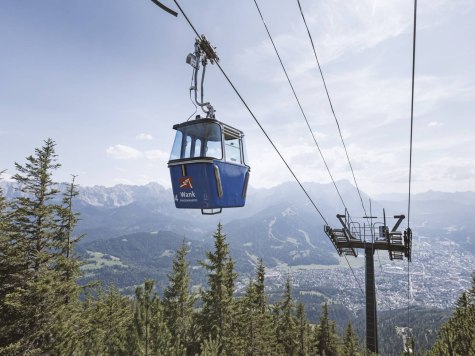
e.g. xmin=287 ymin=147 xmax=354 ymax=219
xmin=2 ymin=179 xmax=474 ymax=283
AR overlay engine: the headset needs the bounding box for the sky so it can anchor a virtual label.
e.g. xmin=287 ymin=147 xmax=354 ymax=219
xmin=1 ymin=0 xmax=474 ymax=198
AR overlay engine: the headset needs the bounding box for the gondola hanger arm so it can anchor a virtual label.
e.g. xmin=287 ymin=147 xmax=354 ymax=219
xmin=149 ymin=0 xmax=178 ymax=17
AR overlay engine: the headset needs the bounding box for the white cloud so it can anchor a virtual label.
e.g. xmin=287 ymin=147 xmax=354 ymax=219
xmin=416 ymin=157 xmax=475 ymax=182
xmin=136 ymin=133 xmax=153 ymax=140
xmin=114 ymin=178 xmax=135 ymax=185
xmin=428 ymin=121 xmax=442 ymax=127
xmin=312 ymin=131 xmax=327 ymax=141
xmin=239 ymin=0 xmax=414 ymax=81
xmin=302 ymin=0 xmax=470 ymax=65
xmin=106 ymin=145 xmax=143 ymax=160
xmin=106 ymin=145 xmax=169 ymax=162
xmin=0 ymin=171 xmax=14 ymax=182
xmin=144 ymin=149 xmax=168 ymax=161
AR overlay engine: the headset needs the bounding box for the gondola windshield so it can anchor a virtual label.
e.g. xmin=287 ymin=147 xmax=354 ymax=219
xmin=170 ymin=122 xmax=222 ymax=161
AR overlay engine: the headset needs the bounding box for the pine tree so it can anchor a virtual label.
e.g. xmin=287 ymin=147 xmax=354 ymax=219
xmin=276 ymin=275 xmax=298 ymax=354
xmin=135 ymin=280 xmax=157 ymax=355
xmin=0 ymin=175 xmax=20 ymax=351
xmin=343 ymin=321 xmax=360 ymax=356
xmin=427 ymin=320 xmax=456 ymax=356
xmin=296 ymin=302 xmax=309 ymax=356
xmin=428 ymin=272 xmax=475 ymax=355
xmin=80 ymin=289 xmax=107 ymax=356
xmin=163 ymin=242 xmax=195 ymax=354
xmin=238 ymin=260 xmax=279 ymax=355
xmin=200 ymin=334 xmax=221 ymax=356
xmin=103 ymin=286 xmax=132 ymax=355
xmin=0 ymin=139 xmax=81 ymax=354
xmin=199 ymin=223 xmax=238 ymax=355
xmin=48 ymin=176 xmax=85 ymax=355
xmin=317 ymin=302 xmax=341 ymax=356
xmin=56 ymin=175 xmax=83 ymax=282
xmin=133 ymin=279 xmax=172 ymax=355
xmin=78 ymin=285 xmax=132 ymax=355
xmin=452 ymin=293 xmax=472 ymax=355
xmin=254 ymin=258 xmax=267 ymax=313
xmin=188 ymin=312 xmax=203 ymax=356
xmin=149 ymin=294 xmax=174 ymax=355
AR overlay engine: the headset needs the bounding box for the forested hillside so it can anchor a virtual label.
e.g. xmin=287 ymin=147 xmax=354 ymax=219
xmin=0 ymin=139 xmax=363 ymax=355
xmin=2 ymin=140 xmax=474 ymax=355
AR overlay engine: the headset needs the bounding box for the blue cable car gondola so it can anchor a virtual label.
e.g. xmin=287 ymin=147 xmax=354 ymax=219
xmin=168 ymin=117 xmax=250 ymax=214
xmin=168 ymin=38 xmax=250 ymax=214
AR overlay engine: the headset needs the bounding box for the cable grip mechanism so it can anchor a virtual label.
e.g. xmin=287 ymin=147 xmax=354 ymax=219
xmin=185 ymin=36 xmax=219 ymax=118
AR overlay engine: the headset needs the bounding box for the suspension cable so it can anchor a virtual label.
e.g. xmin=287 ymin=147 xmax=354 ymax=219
xmin=407 ymin=2 xmax=417 ymax=229
xmin=171 ymin=0 xmax=329 ymax=226
xmin=407 ymin=0 xmax=418 ymax=340
xmin=252 ymin=0 xmax=366 ymax=298
xmin=252 ymin=0 xmax=365 ymax=297
xmin=295 ymin=2 xmax=378 ymax=302
xmin=253 ymin=0 xmax=350 ymax=214
xmin=296 ymin=0 xmax=370 ymax=219
xmin=292 ymin=0 xmax=377 ymax=299
xmin=214 ymin=60 xmax=330 ymax=225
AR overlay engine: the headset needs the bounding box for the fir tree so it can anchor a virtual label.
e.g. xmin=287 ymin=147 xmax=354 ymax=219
xmin=163 ymin=242 xmax=195 ymax=354
xmin=78 ymin=285 xmax=132 ymax=355
xmin=343 ymin=321 xmax=360 ymax=356
xmin=254 ymin=258 xmax=267 ymax=313
xmin=0 ymin=139 xmax=81 ymax=354
xmin=427 ymin=321 xmax=456 ymax=356
xmin=0 ymin=174 xmax=19 ymax=350
xmin=238 ymin=260 xmax=279 ymax=355
xmin=56 ymin=175 xmax=83 ymax=284
xmin=103 ymin=286 xmax=132 ymax=355
xmin=199 ymin=223 xmax=237 ymax=355
xmin=276 ymin=275 xmax=298 ymax=354
xmin=428 ymin=272 xmax=475 ymax=355
xmin=133 ymin=280 xmax=172 ymax=355
xmin=316 ymin=303 xmax=341 ymax=356
xmin=296 ymin=302 xmax=309 ymax=356
xmin=135 ymin=280 xmax=155 ymax=355
xmin=200 ymin=335 xmax=221 ymax=356
xmin=48 ymin=176 xmax=84 ymax=355
xmin=77 ymin=289 xmax=104 ymax=356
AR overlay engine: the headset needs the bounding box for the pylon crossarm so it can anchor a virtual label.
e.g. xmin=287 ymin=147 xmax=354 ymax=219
xmin=391 ymin=214 xmax=405 ymax=232
xmin=337 ymin=214 xmax=356 ymax=241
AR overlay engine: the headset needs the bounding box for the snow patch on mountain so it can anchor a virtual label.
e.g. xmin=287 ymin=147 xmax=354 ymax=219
xmin=290 ymin=249 xmax=310 ymax=260
xmin=299 ymin=229 xmax=316 ymax=248
xmin=268 ymin=217 xmax=284 ymax=243
xmin=245 ymin=250 xmax=259 ymax=265
xmin=286 ymin=237 xmax=299 ymax=246
xmin=159 ymin=250 xmax=174 ymax=258
xmin=282 ymin=207 xmax=297 ymax=217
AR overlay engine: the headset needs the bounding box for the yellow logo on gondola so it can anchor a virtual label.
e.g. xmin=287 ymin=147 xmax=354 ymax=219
xmin=179 ymin=177 xmax=193 ymax=189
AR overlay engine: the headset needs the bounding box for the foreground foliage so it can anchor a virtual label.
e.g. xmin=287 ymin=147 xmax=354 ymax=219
xmin=426 ymin=273 xmax=475 ymax=355
xmin=0 ymin=139 xmax=391 ymax=355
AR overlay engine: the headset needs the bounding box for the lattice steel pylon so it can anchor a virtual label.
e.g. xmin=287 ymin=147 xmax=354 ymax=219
xmin=324 ymin=210 xmax=412 ymax=354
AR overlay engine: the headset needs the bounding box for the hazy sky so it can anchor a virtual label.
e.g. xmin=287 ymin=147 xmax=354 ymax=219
xmin=1 ymin=0 xmax=474 ymax=197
